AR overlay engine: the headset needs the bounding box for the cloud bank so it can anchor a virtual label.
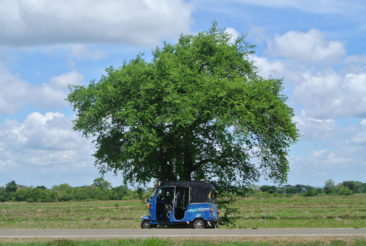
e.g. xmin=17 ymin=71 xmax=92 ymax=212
xmin=0 ymin=112 xmax=97 ymax=186
xmin=0 ymin=0 xmax=193 ymax=46
xmin=0 ymin=65 xmax=83 ymax=115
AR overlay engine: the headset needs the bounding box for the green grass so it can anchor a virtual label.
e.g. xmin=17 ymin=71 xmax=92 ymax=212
xmin=229 ymin=193 xmax=366 ymax=228
xmin=1 ymin=194 xmax=366 ymax=229
xmin=1 ymin=238 xmax=366 ymax=246
xmin=0 ymin=200 xmax=144 ymax=229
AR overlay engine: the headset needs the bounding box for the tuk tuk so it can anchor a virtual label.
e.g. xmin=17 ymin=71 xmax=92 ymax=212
xmin=141 ymin=181 xmax=219 ymax=229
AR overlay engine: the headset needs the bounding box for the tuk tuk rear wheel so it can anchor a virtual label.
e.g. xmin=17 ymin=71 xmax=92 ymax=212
xmin=193 ymin=218 xmax=205 ymax=229
xmin=141 ymin=220 xmax=151 ymax=229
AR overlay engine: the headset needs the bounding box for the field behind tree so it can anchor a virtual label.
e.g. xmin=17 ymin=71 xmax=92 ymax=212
xmin=1 ymin=194 xmax=366 ymax=229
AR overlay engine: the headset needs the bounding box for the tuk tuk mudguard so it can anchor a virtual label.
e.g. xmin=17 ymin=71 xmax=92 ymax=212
xmin=141 ymin=215 xmax=151 ymax=222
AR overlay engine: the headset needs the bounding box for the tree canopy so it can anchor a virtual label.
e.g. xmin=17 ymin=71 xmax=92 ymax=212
xmin=68 ymin=23 xmax=298 ymax=186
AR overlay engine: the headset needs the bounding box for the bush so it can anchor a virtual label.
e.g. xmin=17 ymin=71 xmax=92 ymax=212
xmin=338 ymin=187 xmax=353 ymax=195
xmin=260 ymin=185 xmax=277 ymax=194
xmin=304 ymin=188 xmax=318 ymax=197
xmin=340 ymin=181 xmax=362 ymax=193
xmin=15 ymin=188 xmax=31 ymax=201
xmin=110 ymin=186 xmax=128 ymax=200
xmin=0 ymin=187 xmax=6 ymax=202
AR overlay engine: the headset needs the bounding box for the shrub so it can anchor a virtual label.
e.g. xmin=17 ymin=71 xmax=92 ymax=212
xmin=304 ymin=188 xmax=318 ymax=197
xmin=260 ymin=185 xmax=277 ymax=194
xmin=338 ymin=186 xmax=353 ymax=195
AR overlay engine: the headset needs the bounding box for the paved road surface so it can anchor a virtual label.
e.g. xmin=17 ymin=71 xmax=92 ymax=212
xmin=0 ymin=228 xmax=366 ymax=239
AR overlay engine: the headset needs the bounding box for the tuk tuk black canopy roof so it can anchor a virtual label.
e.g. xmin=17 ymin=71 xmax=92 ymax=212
xmin=159 ymin=181 xmax=216 ymax=203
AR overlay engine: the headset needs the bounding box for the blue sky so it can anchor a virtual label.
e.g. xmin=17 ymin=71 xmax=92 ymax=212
xmin=1 ymin=0 xmax=366 ymax=188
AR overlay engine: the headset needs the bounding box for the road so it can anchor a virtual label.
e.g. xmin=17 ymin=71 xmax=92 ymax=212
xmin=0 ymin=228 xmax=366 ymax=239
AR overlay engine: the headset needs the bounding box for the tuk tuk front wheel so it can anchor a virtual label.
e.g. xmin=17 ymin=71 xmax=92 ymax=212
xmin=141 ymin=220 xmax=151 ymax=229
xmin=193 ymin=218 xmax=205 ymax=229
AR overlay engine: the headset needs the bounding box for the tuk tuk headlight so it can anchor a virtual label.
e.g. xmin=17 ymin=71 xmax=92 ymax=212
xmin=147 ymin=203 xmax=151 ymax=208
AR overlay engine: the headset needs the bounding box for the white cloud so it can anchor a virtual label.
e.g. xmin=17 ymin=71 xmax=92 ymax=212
xmin=250 ymin=55 xmax=285 ymax=78
xmin=225 ymin=27 xmax=239 ymax=45
xmin=0 ymin=112 xmax=98 ymax=186
xmin=361 ymin=119 xmax=366 ymax=127
xmin=292 ymin=70 xmax=366 ymax=118
xmin=288 ymin=143 xmax=366 ymax=186
xmin=0 ymin=64 xmax=31 ymax=114
xmin=0 ymin=0 xmax=193 ymax=46
xmin=266 ymin=29 xmax=345 ymax=65
xmin=16 ymin=112 xmax=82 ymax=150
xmin=69 ymin=45 xmax=106 ymax=61
xmin=0 ymin=66 xmax=83 ymax=115
xmin=49 ymin=70 xmax=84 ymax=89
xmin=349 ymin=119 xmax=366 ymax=144
xmin=345 ymin=55 xmax=366 ymax=64
xmin=253 ymin=29 xmax=366 ymax=119
xmin=294 ymin=113 xmax=337 ymax=141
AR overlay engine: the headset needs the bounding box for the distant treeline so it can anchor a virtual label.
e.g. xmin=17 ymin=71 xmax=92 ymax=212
xmin=256 ymin=179 xmax=366 ymax=196
xmin=0 ymin=178 xmax=148 ymax=203
xmin=0 ymin=178 xmax=364 ymax=203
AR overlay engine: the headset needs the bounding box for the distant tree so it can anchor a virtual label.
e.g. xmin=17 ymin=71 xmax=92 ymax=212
xmin=5 ymin=180 xmax=17 ymax=193
xmin=68 ymin=23 xmax=299 ymax=186
xmin=340 ymin=181 xmax=362 ymax=193
xmin=260 ymin=185 xmax=277 ymax=194
xmin=304 ymin=188 xmax=319 ymax=197
xmin=136 ymin=187 xmax=145 ymax=200
xmin=92 ymin=177 xmax=112 ymax=190
xmin=0 ymin=187 xmax=6 ymax=202
xmin=323 ymin=179 xmax=336 ymax=194
xmin=110 ymin=185 xmax=129 ymax=200
xmin=52 ymin=184 xmax=73 ymax=201
xmin=72 ymin=186 xmax=91 ymax=201
xmin=360 ymin=183 xmax=366 ymax=193
xmin=282 ymin=185 xmax=296 ymax=194
xmin=15 ymin=188 xmax=31 ymax=201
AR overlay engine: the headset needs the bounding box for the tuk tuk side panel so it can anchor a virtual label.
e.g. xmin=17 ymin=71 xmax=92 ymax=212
xmin=182 ymin=203 xmax=218 ymax=222
xmin=148 ymin=196 xmax=157 ymax=222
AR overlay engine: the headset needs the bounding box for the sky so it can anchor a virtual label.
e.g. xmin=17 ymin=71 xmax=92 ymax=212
xmin=1 ymin=0 xmax=366 ymax=188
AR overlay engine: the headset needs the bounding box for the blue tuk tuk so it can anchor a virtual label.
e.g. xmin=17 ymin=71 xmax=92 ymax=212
xmin=141 ymin=181 xmax=219 ymax=229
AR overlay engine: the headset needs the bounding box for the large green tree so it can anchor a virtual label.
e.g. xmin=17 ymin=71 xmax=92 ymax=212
xmin=68 ymin=24 xmax=298 ymax=186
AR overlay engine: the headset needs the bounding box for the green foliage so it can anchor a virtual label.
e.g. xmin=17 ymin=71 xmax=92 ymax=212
xmin=260 ymin=185 xmax=277 ymax=194
xmin=136 ymin=187 xmax=145 ymax=201
xmin=110 ymin=185 xmax=129 ymax=200
xmin=0 ymin=187 xmax=6 ymax=202
xmin=92 ymin=177 xmax=112 ymax=190
xmin=338 ymin=186 xmax=353 ymax=196
xmin=53 ymin=184 xmax=73 ymax=201
xmin=67 ymin=23 xmax=299 ymax=186
xmin=339 ymin=181 xmax=362 ymax=193
xmin=1 ymin=179 xmax=365 ymax=203
xmin=0 ymin=178 xmax=133 ymax=203
xmin=303 ymin=188 xmax=319 ymax=197
xmin=323 ymin=179 xmax=336 ymax=194
xmin=5 ymin=180 xmax=17 ymax=193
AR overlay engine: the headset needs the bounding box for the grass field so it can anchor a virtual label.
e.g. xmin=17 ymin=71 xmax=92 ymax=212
xmin=1 ymin=194 xmax=366 ymax=229
xmin=1 ymin=238 xmax=366 ymax=246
